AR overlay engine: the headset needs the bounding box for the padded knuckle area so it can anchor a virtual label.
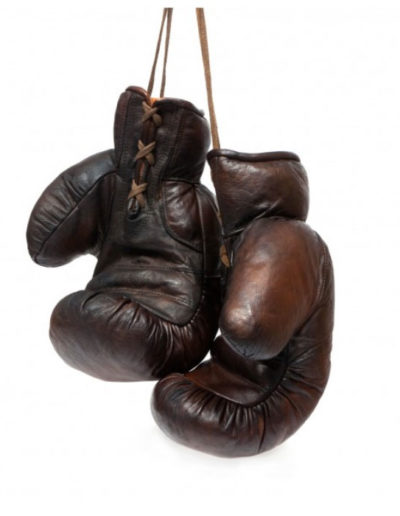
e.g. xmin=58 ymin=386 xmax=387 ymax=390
xmin=220 ymin=304 xmax=278 ymax=360
xmin=49 ymin=287 xmax=214 ymax=381
xmin=151 ymin=374 xmax=263 ymax=458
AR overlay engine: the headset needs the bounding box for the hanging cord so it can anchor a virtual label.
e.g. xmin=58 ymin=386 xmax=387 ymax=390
xmin=196 ymin=8 xmax=220 ymax=149
xmin=147 ymin=7 xmax=173 ymax=98
xmin=196 ymin=8 xmax=228 ymax=265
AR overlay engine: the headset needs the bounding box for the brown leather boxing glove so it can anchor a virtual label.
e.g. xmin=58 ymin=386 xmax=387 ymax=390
xmin=152 ymin=150 xmax=334 ymax=456
xmin=27 ymin=86 xmax=221 ymax=381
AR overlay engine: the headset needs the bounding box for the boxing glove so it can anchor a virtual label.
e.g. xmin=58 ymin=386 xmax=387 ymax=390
xmin=152 ymin=150 xmax=334 ymax=456
xmin=27 ymin=86 xmax=221 ymax=381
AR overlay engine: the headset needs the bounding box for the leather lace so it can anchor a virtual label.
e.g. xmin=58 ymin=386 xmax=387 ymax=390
xmin=196 ymin=9 xmax=229 ymax=265
xmin=127 ymin=104 xmax=162 ymax=211
xmin=127 ymin=9 xmax=172 ymax=213
xmin=147 ymin=8 xmax=173 ymax=98
xmin=196 ymin=8 xmax=220 ymax=150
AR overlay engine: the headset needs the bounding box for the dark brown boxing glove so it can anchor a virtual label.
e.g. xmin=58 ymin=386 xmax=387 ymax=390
xmin=27 ymin=86 xmax=221 ymax=381
xmin=152 ymin=149 xmax=334 ymax=456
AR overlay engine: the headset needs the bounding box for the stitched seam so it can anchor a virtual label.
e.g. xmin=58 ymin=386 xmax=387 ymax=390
xmin=119 ymin=91 xmax=142 ymax=169
xmin=153 ymin=100 xmax=205 ymax=118
xmin=95 ymin=265 xmax=204 ymax=274
xmin=165 ymin=109 xmax=185 ymax=176
xmin=224 ymin=211 xmax=302 ymax=239
xmin=312 ymin=232 xmax=328 ymax=310
xmin=257 ymin=399 xmax=270 ymax=453
xmin=94 ymin=286 xmax=194 ymax=309
xmin=196 ymin=184 xmax=220 ymax=219
xmin=161 ymin=183 xmax=202 ymax=252
xmin=196 ymin=182 xmax=208 ymax=278
xmin=96 ymin=172 xmax=117 ymax=251
xmin=116 ymin=94 xmax=128 ymax=164
xmin=152 ymin=286 xmax=212 ymax=376
xmin=117 ymin=92 xmax=131 ymax=166
xmin=151 ymin=109 xmax=183 ymax=196
xmin=188 ymin=365 xmax=263 ymax=394
xmin=164 ymin=177 xmax=201 ymax=184
xmin=181 ymin=346 xmax=291 ymax=410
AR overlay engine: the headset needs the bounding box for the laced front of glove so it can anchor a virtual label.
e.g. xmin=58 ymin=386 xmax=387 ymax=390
xmin=127 ymin=7 xmax=171 ymax=216
xmin=127 ymin=101 xmax=163 ymax=214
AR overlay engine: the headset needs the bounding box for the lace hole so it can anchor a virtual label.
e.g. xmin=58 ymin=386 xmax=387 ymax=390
xmin=127 ymin=199 xmax=140 ymax=220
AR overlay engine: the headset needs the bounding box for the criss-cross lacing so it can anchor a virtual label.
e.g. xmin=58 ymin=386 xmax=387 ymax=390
xmin=142 ymin=101 xmax=162 ymax=126
xmin=127 ymin=8 xmax=172 ymax=214
xmin=127 ymin=101 xmax=162 ymax=212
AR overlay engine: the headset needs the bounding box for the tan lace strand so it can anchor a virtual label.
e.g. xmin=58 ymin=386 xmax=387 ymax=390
xmin=147 ymin=8 xmax=173 ymax=98
xmin=196 ymin=8 xmax=220 ymax=149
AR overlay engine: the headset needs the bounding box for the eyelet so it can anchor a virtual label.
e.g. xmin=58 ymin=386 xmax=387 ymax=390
xmin=127 ymin=198 xmax=140 ymax=220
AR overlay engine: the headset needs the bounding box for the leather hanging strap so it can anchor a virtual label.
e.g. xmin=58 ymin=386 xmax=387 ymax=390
xmin=196 ymin=9 xmax=226 ymax=264
xmin=196 ymin=8 xmax=220 ymax=149
xmin=147 ymin=7 xmax=173 ymax=98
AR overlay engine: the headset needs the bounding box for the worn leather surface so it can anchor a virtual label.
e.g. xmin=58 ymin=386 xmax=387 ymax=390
xmin=27 ymin=86 xmax=221 ymax=381
xmin=152 ymin=150 xmax=334 ymax=456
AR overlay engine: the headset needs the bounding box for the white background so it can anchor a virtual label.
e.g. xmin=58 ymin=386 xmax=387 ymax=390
xmin=1 ymin=0 xmax=399 ymax=514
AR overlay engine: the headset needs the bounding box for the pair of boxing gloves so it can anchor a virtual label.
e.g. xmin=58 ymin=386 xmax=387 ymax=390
xmin=27 ymin=86 xmax=334 ymax=457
